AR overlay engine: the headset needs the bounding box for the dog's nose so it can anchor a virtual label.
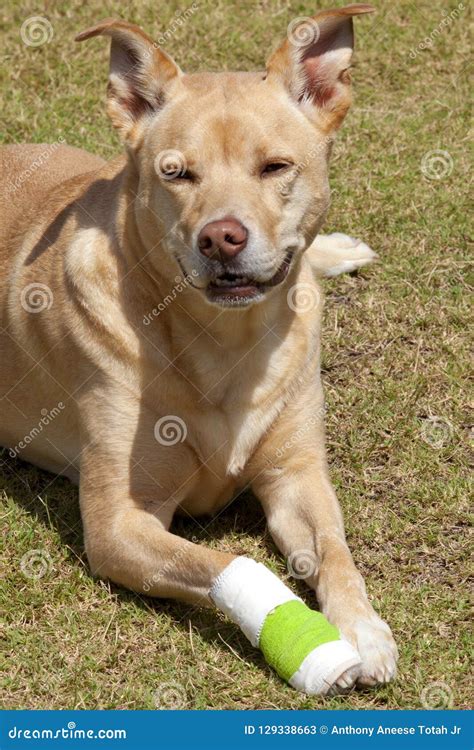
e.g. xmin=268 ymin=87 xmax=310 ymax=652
xmin=198 ymin=217 xmax=248 ymax=262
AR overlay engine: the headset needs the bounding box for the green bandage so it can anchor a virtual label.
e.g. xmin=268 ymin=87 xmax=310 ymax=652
xmin=259 ymin=599 xmax=340 ymax=681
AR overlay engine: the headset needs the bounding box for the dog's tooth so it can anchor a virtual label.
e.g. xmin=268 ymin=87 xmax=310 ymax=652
xmin=212 ymin=276 xmax=253 ymax=289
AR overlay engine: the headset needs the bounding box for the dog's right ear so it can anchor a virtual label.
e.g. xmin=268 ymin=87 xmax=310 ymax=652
xmin=75 ymin=19 xmax=181 ymax=142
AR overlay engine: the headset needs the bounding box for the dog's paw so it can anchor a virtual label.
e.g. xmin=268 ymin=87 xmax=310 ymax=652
xmin=341 ymin=614 xmax=398 ymax=686
xmin=308 ymin=233 xmax=378 ymax=278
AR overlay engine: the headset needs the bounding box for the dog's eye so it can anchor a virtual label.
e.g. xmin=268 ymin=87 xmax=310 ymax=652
xmin=261 ymin=161 xmax=292 ymax=176
xmin=176 ymin=170 xmax=195 ymax=181
xmin=162 ymin=169 xmax=195 ymax=182
xmin=262 ymin=161 xmax=290 ymax=174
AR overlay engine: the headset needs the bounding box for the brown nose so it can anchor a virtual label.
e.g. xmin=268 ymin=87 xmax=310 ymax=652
xmin=198 ymin=217 xmax=248 ymax=262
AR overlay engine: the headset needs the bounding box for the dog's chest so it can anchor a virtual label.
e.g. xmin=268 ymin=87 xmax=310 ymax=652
xmin=182 ymin=338 xmax=309 ymax=500
xmin=205 ymin=387 xmax=287 ymax=476
xmin=179 ymin=395 xmax=287 ymax=516
xmin=144 ymin=302 xmax=316 ymax=514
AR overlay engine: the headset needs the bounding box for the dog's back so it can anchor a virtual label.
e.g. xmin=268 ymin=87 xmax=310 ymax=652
xmin=0 ymin=144 xmax=104 ymax=241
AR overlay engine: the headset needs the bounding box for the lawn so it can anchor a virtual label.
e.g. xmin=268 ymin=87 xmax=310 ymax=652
xmin=1 ymin=0 xmax=471 ymax=710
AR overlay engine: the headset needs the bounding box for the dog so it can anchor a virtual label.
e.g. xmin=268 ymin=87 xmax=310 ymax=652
xmin=0 ymin=4 xmax=397 ymax=693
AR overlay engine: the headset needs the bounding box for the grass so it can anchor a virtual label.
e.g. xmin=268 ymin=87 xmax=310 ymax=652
xmin=1 ymin=0 xmax=472 ymax=710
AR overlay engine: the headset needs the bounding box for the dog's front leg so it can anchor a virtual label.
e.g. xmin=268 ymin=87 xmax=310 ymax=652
xmin=251 ymin=400 xmax=398 ymax=688
xmin=79 ymin=442 xmax=236 ymax=605
xmin=79 ymin=432 xmax=360 ymax=694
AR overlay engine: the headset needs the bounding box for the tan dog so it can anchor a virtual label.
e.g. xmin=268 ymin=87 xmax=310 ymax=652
xmin=0 ymin=5 xmax=397 ymax=692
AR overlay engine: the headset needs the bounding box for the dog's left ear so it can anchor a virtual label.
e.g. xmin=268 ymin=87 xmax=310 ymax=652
xmin=75 ymin=18 xmax=182 ymax=142
xmin=266 ymin=5 xmax=374 ymax=131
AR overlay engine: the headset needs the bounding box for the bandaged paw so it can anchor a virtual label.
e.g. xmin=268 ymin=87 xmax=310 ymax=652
xmin=209 ymin=557 xmax=361 ymax=695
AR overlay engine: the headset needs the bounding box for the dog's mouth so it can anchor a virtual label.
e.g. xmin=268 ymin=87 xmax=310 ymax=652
xmin=206 ymin=251 xmax=293 ymax=306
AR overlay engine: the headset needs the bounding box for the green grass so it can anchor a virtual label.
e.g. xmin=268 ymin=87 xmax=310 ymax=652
xmin=1 ymin=0 xmax=472 ymax=710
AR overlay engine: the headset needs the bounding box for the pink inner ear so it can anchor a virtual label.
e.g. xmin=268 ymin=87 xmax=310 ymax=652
xmin=298 ymin=16 xmax=354 ymax=107
xmin=301 ymin=57 xmax=335 ymax=106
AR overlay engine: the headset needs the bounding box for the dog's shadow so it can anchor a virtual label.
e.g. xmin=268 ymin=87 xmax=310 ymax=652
xmin=2 ymin=451 xmax=312 ymax=673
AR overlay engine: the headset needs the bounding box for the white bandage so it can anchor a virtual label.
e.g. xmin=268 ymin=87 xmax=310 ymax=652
xmin=209 ymin=556 xmax=299 ymax=646
xmin=289 ymin=640 xmax=361 ymax=694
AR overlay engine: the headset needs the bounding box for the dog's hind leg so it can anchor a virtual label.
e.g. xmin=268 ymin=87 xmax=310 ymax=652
xmin=308 ymin=233 xmax=378 ymax=278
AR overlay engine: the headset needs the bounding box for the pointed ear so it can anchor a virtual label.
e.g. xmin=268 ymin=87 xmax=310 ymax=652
xmin=75 ymin=18 xmax=181 ymax=142
xmin=266 ymin=5 xmax=374 ymax=131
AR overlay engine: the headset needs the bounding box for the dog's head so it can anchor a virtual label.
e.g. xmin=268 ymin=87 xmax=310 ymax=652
xmin=76 ymin=6 xmax=373 ymax=308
